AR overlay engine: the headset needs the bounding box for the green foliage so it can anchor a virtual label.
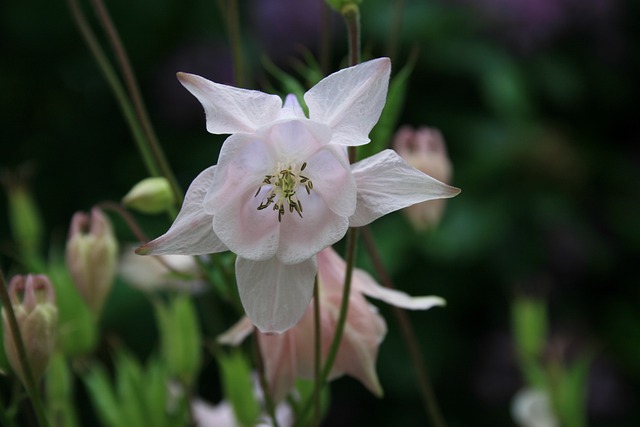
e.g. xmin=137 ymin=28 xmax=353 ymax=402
xmin=217 ymin=350 xmax=261 ymax=427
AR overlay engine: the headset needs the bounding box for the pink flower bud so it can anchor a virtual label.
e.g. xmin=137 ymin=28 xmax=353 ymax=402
xmin=393 ymin=126 xmax=453 ymax=230
xmin=2 ymin=274 xmax=58 ymax=385
xmin=66 ymin=207 xmax=118 ymax=318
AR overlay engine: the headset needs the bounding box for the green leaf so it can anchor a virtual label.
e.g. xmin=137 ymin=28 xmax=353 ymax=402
xmin=218 ymin=350 xmax=260 ymax=427
xmin=83 ymin=364 xmax=123 ymax=427
xmin=511 ymin=297 xmax=548 ymax=363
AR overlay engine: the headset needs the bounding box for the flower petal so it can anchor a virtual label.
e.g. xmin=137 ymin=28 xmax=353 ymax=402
xmin=304 ymin=58 xmax=391 ymax=146
xmin=217 ymin=316 xmax=254 ymax=346
xmin=349 ymin=149 xmax=461 ymax=227
xmin=136 ymin=166 xmax=228 ymax=256
xmin=236 ymin=256 xmax=317 ymax=333
xmin=353 ymin=269 xmax=446 ymax=310
xmin=276 ymin=191 xmax=349 ymax=265
xmin=259 ymin=332 xmax=298 ymax=402
xmin=177 ymin=72 xmax=282 ymax=134
xmin=305 ymin=145 xmax=356 ymax=217
xmin=277 ymin=94 xmax=306 ymax=120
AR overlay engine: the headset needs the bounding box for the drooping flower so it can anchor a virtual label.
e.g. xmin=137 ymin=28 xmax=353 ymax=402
xmin=66 ymin=207 xmax=118 ymax=318
xmin=1 ymin=274 xmax=58 ymax=385
xmin=138 ymin=58 xmax=459 ymax=333
xmin=393 ymin=126 xmax=453 ymax=231
xmin=218 ymin=246 xmax=445 ymax=401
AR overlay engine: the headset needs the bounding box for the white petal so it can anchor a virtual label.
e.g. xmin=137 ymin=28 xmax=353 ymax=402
xmin=276 ymin=191 xmax=349 ymax=265
xmin=305 ymin=144 xmax=356 ymax=217
xmin=236 ymin=256 xmax=317 ymax=334
xmin=349 ymin=149 xmax=461 ymax=227
xmin=353 ymin=269 xmax=446 ymax=310
xmin=304 ymin=58 xmax=391 ymax=146
xmin=277 ymin=94 xmax=306 ymax=120
xmin=137 ymin=166 xmax=228 ymax=256
xmin=178 ymin=72 xmax=282 ymax=134
xmin=217 ymin=317 xmax=254 ymax=346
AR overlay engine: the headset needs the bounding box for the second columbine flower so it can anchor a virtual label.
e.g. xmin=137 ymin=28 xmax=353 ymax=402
xmin=138 ymin=58 xmax=459 ymax=333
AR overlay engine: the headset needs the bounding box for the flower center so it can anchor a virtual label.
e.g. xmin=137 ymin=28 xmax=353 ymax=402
xmin=254 ymin=162 xmax=314 ymax=222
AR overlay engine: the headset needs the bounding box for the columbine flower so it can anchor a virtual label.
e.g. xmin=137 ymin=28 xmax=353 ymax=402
xmin=138 ymin=58 xmax=459 ymax=333
xmin=218 ymin=246 xmax=445 ymax=401
xmin=393 ymin=126 xmax=453 ymax=231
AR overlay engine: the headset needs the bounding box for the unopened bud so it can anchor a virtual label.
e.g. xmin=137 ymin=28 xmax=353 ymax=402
xmin=66 ymin=207 xmax=118 ymax=318
xmin=2 ymin=274 xmax=58 ymax=385
xmin=393 ymin=126 xmax=453 ymax=230
xmin=122 ymin=177 xmax=174 ymax=214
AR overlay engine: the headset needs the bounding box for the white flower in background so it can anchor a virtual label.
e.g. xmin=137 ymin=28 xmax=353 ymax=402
xmin=119 ymin=245 xmax=204 ymax=293
xmin=512 ymin=388 xmax=559 ymax=427
xmin=138 ymin=58 xmax=460 ymax=333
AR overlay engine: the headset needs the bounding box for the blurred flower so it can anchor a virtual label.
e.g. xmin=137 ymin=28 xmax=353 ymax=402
xmin=66 ymin=207 xmax=118 ymax=318
xmin=118 ymin=245 xmax=204 ymax=293
xmin=219 ymin=246 xmax=445 ymax=401
xmin=511 ymin=387 xmax=559 ymax=427
xmin=393 ymin=126 xmax=453 ymax=230
xmin=2 ymin=274 xmax=57 ymax=385
xmin=138 ymin=58 xmax=459 ymax=334
xmin=122 ymin=177 xmax=174 ymax=214
xmin=192 ymin=397 xmax=292 ymax=427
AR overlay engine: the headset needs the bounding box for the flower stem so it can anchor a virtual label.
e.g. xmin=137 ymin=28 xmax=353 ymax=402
xmin=252 ymin=334 xmax=280 ymax=427
xmin=0 ymin=272 xmax=50 ymax=427
xmin=386 ymin=0 xmax=405 ymax=60
xmin=361 ymin=227 xmax=447 ymax=427
xmin=342 ymin=4 xmax=361 ymax=68
xmin=90 ymin=0 xmax=183 ymax=204
xmin=66 ymin=0 xmax=167 ymax=191
xmin=312 ymin=277 xmax=322 ymax=426
xmin=226 ymin=0 xmax=245 ymax=87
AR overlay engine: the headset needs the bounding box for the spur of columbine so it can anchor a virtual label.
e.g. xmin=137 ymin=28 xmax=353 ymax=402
xmin=137 ymin=57 xmax=460 ymax=333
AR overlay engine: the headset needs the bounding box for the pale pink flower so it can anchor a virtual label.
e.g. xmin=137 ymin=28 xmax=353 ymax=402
xmin=138 ymin=58 xmax=459 ymax=333
xmin=218 ymin=246 xmax=445 ymax=401
xmin=393 ymin=126 xmax=453 ymax=230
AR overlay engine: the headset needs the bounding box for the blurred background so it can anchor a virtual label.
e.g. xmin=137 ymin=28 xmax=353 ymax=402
xmin=1 ymin=0 xmax=639 ymax=425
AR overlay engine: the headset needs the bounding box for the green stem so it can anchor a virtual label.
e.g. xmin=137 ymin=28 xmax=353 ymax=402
xmin=65 ymin=0 xmax=159 ymax=180
xmin=361 ymin=227 xmax=447 ymax=427
xmin=227 ymin=0 xmax=245 ymax=87
xmin=312 ymin=277 xmax=321 ymax=426
xmin=319 ymin=1 xmax=332 ymax=76
xmin=252 ymin=334 xmax=280 ymax=427
xmin=386 ymin=0 xmax=405 ymax=60
xmin=342 ymin=4 xmax=361 ymax=68
xmin=0 ymin=273 xmax=50 ymax=427
xmin=90 ymin=0 xmax=183 ymax=203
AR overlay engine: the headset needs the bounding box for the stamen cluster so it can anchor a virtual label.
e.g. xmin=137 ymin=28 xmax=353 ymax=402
xmin=255 ymin=162 xmax=314 ymax=222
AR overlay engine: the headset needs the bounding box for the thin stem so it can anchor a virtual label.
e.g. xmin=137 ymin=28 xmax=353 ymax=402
xmin=312 ymin=276 xmax=321 ymax=426
xmin=342 ymin=4 xmax=361 ymax=68
xmin=319 ymin=1 xmax=332 ymax=76
xmin=386 ymin=0 xmax=405 ymax=60
xmin=361 ymin=227 xmax=446 ymax=427
xmin=66 ymin=0 xmax=159 ymax=180
xmin=227 ymin=0 xmax=245 ymax=87
xmin=90 ymin=0 xmax=183 ymax=203
xmin=0 ymin=272 xmax=50 ymax=427
xmin=252 ymin=335 xmax=280 ymax=427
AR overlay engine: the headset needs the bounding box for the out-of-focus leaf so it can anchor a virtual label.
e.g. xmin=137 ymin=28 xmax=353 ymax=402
xmin=218 ymin=350 xmax=260 ymax=427
xmin=83 ymin=365 xmax=123 ymax=427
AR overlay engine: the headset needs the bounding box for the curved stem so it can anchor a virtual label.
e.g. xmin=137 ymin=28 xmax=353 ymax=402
xmin=90 ymin=0 xmax=183 ymax=203
xmin=66 ymin=0 xmax=158 ymax=179
xmin=361 ymin=227 xmax=446 ymax=427
xmin=227 ymin=0 xmax=245 ymax=87
xmin=312 ymin=277 xmax=321 ymax=426
xmin=0 ymin=272 xmax=50 ymax=427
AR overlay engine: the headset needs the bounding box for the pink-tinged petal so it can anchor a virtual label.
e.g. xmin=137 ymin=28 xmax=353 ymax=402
xmin=217 ymin=317 xmax=254 ymax=346
xmin=266 ymin=120 xmax=328 ymax=162
xmin=305 ymin=145 xmax=356 ymax=217
xmin=349 ymin=149 xmax=461 ymax=227
xmin=277 ymin=94 xmax=306 ymax=120
xmin=208 ymin=135 xmax=280 ymax=261
xmin=352 ymin=269 xmax=446 ymax=310
xmin=276 ymin=191 xmax=349 ymax=265
xmin=136 ymin=166 xmax=227 ymax=256
xmin=259 ymin=331 xmax=298 ymax=403
xmin=333 ymin=299 xmax=386 ymax=397
xmin=304 ymin=58 xmax=391 ymax=146
xmin=177 ymin=72 xmax=282 ymax=134
xmin=236 ymin=256 xmax=317 ymax=334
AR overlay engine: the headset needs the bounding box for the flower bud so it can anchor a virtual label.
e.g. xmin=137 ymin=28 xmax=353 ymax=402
xmin=122 ymin=177 xmax=174 ymax=214
xmin=2 ymin=274 xmax=58 ymax=385
xmin=393 ymin=126 xmax=453 ymax=230
xmin=66 ymin=207 xmax=118 ymax=318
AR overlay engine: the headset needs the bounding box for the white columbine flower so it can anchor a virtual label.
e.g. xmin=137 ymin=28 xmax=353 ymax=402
xmin=137 ymin=58 xmax=460 ymax=333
